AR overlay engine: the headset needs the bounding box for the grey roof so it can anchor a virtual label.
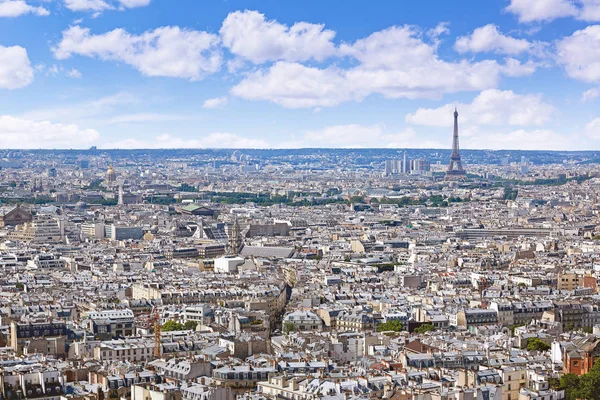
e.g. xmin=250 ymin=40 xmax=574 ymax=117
xmin=239 ymin=246 xmax=295 ymax=258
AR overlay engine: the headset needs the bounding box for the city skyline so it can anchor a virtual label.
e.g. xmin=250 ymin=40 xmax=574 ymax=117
xmin=2 ymin=0 xmax=600 ymax=150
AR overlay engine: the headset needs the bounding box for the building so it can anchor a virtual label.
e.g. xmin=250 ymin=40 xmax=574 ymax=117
xmin=0 ymin=205 xmax=33 ymax=227
xmin=10 ymin=321 xmax=67 ymax=356
xmin=562 ymin=336 xmax=600 ymax=375
xmin=214 ymin=256 xmax=245 ymax=273
xmin=107 ymin=224 xmax=143 ymax=241
xmin=106 ymin=164 xmax=116 ymax=185
xmin=455 ymin=309 xmax=498 ymax=329
xmin=8 ymin=217 xmax=62 ymax=243
xmin=283 ymin=310 xmax=323 ymax=332
xmin=87 ymin=309 xmax=135 ymax=339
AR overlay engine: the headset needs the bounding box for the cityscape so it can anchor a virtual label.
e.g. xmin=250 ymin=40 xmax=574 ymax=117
xmin=2 ymin=1 xmax=600 ymax=400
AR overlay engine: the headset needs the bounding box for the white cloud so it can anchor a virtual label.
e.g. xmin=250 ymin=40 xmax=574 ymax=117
xmin=505 ymin=0 xmax=578 ymax=23
xmin=45 ymin=64 xmax=82 ymax=78
xmin=22 ymin=91 xmax=138 ymax=121
xmin=54 ymin=25 xmax=221 ymax=80
xmin=0 ymin=44 xmax=34 ymax=89
xmin=501 ymin=58 xmax=539 ymax=77
xmin=220 ymin=10 xmax=336 ymax=63
xmin=105 ymin=113 xmax=187 ymax=124
xmin=231 ymin=62 xmax=359 ymax=108
xmin=117 ymin=0 xmax=150 ymax=8
xmin=582 ymin=87 xmax=600 ymax=101
xmin=506 ymin=0 xmax=600 ymax=23
xmin=64 ymin=0 xmax=112 ymax=12
xmin=300 ymin=124 xmax=444 ymax=148
xmin=67 ymin=68 xmax=82 ymax=78
xmin=580 ymin=0 xmax=600 ymax=20
xmin=103 ymin=133 xmax=268 ymax=148
xmin=463 ymin=128 xmax=571 ymax=150
xmin=455 ymin=24 xmax=532 ymax=55
xmin=202 ymin=96 xmax=228 ymax=109
xmin=64 ymin=0 xmax=150 ymax=12
xmin=585 ymin=117 xmax=600 ymax=138
xmin=0 ymin=115 xmax=99 ymax=148
xmin=427 ymin=22 xmax=450 ymax=40
xmin=406 ymin=89 xmax=554 ymax=127
xmin=0 ymin=0 xmax=49 ymax=17
xmin=232 ymin=26 xmax=510 ymax=108
xmin=556 ymin=25 xmax=600 ymax=83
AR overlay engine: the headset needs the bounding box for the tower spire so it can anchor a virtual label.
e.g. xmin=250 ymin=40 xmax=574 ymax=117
xmin=445 ymin=107 xmax=467 ymax=181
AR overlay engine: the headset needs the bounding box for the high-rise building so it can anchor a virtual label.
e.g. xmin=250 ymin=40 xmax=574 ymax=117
xmin=410 ymin=159 xmax=431 ymax=174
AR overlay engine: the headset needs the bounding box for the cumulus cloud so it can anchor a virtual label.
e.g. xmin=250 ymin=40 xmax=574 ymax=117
xmin=455 ymin=24 xmax=533 ymax=55
xmin=53 ymin=25 xmax=221 ymax=80
xmin=202 ymin=96 xmax=228 ymax=109
xmin=582 ymin=87 xmax=600 ymax=102
xmin=0 ymin=0 xmax=49 ymax=17
xmin=506 ymin=0 xmax=600 ymax=23
xmin=556 ymin=25 xmax=600 ymax=83
xmin=231 ymin=26 xmax=514 ymax=108
xmin=231 ymin=62 xmax=360 ymax=108
xmin=0 ymin=44 xmax=34 ymax=89
xmin=405 ymin=89 xmax=554 ymax=127
xmin=0 ymin=115 xmax=99 ymax=148
xmin=427 ymin=22 xmax=450 ymax=40
xmin=505 ymin=0 xmax=578 ymax=23
xmin=63 ymin=0 xmax=150 ymax=12
xmin=64 ymin=0 xmax=112 ymax=12
xmin=220 ymin=10 xmax=336 ymax=63
xmin=117 ymin=0 xmax=150 ymax=8
xmin=501 ymin=58 xmax=539 ymax=77
xmin=103 ymin=133 xmax=268 ymax=149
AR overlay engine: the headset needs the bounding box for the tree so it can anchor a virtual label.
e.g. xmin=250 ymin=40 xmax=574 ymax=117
xmin=282 ymin=322 xmax=296 ymax=335
xmin=183 ymin=321 xmax=198 ymax=331
xmin=162 ymin=320 xmax=184 ymax=331
xmin=560 ymin=373 xmax=581 ymax=400
xmin=526 ymin=338 xmax=550 ymax=352
xmin=414 ymin=324 xmax=434 ymax=334
xmin=377 ymin=320 xmax=403 ymax=332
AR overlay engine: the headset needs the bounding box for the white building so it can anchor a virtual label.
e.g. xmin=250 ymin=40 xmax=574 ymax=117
xmin=214 ymin=256 xmax=245 ymax=273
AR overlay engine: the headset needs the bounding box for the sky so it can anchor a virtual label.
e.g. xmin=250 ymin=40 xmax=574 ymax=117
xmin=2 ymin=0 xmax=600 ymax=150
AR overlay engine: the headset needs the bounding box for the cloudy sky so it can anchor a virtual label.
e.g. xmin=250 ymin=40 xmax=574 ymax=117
xmin=1 ymin=0 xmax=600 ymax=149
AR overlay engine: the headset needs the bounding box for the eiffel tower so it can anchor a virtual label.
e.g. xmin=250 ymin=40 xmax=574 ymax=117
xmin=445 ymin=107 xmax=467 ymax=181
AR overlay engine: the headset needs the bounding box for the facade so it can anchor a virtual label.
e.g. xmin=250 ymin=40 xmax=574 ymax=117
xmin=10 ymin=321 xmax=67 ymax=356
xmin=8 ymin=217 xmax=62 ymax=243
xmin=0 ymin=205 xmax=33 ymax=227
xmin=87 ymin=309 xmax=135 ymax=339
xmin=283 ymin=310 xmax=322 ymax=332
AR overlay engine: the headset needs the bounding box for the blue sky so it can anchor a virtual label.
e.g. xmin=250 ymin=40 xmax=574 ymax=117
xmin=1 ymin=0 xmax=600 ymax=150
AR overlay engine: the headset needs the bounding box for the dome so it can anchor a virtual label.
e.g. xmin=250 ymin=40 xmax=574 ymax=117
xmin=75 ymin=201 xmax=87 ymax=210
xmin=106 ymin=164 xmax=116 ymax=183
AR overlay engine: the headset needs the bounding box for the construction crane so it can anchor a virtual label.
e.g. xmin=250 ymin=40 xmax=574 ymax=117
xmin=151 ymin=306 xmax=162 ymax=358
